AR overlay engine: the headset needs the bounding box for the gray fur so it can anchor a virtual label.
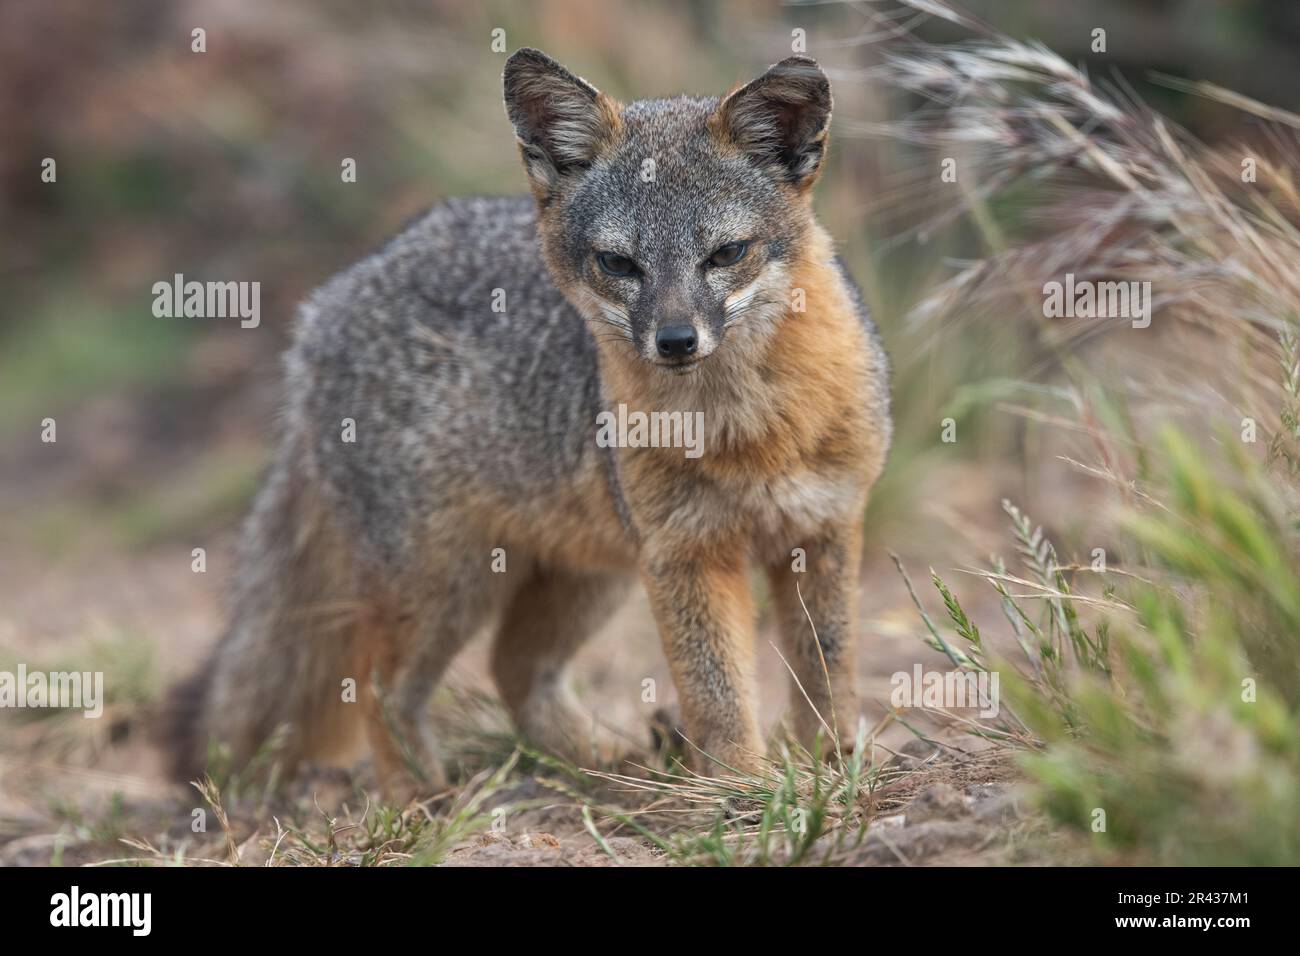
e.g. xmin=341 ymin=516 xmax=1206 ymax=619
xmin=162 ymin=51 xmax=891 ymax=783
xmin=289 ymin=195 xmax=608 ymax=571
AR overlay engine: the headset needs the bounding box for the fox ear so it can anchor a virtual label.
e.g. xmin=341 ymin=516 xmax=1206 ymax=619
xmin=503 ymin=48 xmax=620 ymax=198
xmin=713 ymin=56 xmax=831 ymax=187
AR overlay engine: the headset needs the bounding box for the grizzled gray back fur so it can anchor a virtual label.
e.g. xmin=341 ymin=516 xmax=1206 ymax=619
xmin=288 ymin=195 xmax=603 ymax=571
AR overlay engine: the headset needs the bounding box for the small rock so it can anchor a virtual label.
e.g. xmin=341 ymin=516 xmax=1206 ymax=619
xmin=893 ymin=737 xmax=942 ymax=770
xmin=906 ymin=782 xmax=971 ymax=823
xmin=972 ymin=788 xmax=1025 ymax=825
xmin=519 ymin=831 xmax=561 ymax=850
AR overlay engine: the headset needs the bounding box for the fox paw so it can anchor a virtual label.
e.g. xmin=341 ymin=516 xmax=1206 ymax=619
xmin=517 ymin=698 xmax=636 ymax=770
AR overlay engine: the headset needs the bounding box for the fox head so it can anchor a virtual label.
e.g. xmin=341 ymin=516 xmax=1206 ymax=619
xmin=503 ymin=49 xmax=832 ymax=374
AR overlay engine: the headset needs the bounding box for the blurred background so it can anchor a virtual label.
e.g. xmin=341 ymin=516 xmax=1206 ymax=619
xmin=2 ymin=0 xmax=1298 ymax=863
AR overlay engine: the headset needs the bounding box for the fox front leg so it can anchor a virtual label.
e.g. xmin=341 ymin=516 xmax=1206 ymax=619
xmin=639 ymin=547 xmax=763 ymax=775
xmin=766 ymin=523 xmax=864 ymax=758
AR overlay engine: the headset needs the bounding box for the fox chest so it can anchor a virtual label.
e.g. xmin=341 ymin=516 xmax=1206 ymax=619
xmin=732 ymin=468 xmax=863 ymax=555
xmin=625 ymin=457 xmax=862 ymax=560
xmin=612 ymin=382 xmax=876 ymax=559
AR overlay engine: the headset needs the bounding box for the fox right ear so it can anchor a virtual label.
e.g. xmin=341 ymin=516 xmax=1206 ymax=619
xmin=712 ymin=56 xmax=832 ymax=188
xmin=503 ymin=49 xmax=621 ymax=199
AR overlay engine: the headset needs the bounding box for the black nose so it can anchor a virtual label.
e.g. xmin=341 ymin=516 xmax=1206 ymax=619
xmin=656 ymin=324 xmax=698 ymax=358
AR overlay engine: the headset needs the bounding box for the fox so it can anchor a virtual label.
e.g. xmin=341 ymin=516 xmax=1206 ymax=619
xmin=161 ymin=49 xmax=891 ymax=793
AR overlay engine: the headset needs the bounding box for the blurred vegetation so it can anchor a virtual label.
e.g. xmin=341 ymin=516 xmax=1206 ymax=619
xmin=912 ymin=433 xmax=1300 ymax=864
xmin=6 ymin=0 xmax=1298 ymax=540
xmin=884 ymin=4 xmax=1300 ymax=864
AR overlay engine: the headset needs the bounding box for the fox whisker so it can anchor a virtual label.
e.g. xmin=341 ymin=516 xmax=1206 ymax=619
xmin=589 ymin=317 xmax=634 ymax=340
xmin=587 ymin=303 xmax=635 ymax=342
xmin=723 ymin=293 xmax=779 ymax=328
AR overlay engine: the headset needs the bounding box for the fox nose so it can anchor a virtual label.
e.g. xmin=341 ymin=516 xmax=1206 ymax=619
xmin=656 ymin=324 xmax=698 ymax=358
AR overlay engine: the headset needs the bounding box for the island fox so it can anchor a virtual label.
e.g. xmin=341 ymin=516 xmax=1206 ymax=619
xmin=162 ymin=49 xmax=891 ymax=791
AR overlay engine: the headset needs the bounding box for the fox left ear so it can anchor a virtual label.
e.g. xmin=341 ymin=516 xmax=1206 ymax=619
xmin=712 ymin=56 xmax=831 ymax=187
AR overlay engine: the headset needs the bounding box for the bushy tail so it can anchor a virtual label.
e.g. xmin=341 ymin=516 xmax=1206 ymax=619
xmin=157 ymin=454 xmax=362 ymax=784
xmin=157 ymin=665 xmax=213 ymax=784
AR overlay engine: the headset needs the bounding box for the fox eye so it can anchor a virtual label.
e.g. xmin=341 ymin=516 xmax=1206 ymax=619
xmin=596 ymin=252 xmax=637 ymax=277
xmin=707 ymin=241 xmax=749 ymax=268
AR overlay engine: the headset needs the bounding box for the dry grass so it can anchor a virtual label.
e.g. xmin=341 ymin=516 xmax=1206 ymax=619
xmin=860 ymin=0 xmax=1300 ymax=865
